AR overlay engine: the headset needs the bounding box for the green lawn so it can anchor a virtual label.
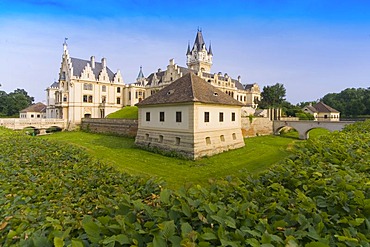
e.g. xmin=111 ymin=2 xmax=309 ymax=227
xmin=280 ymin=128 xmax=331 ymax=139
xmin=41 ymin=132 xmax=298 ymax=188
xmin=106 ymin=106 xmax=138 ymax=119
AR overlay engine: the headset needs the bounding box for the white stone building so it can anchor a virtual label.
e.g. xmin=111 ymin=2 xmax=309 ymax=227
xmin=46 ymin=30 xmax=260 ymax=126
xmin=19 ymin=102 xmax=46 ymax=119
xmin=46 ymin=41 xmax=124 ymax=126
xmin=128 ymin=30 xmax=261 ymax=108
xmin=303 ymin=102 xmax=340 ymax=121
xmin=135 ymin=73 xmax=245 ymax=159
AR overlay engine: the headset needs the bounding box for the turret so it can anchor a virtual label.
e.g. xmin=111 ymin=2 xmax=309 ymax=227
xmin=136 ymin=66 xmax=146 ymax=85
xmin=186 ymin=29 xmax=213 ymax=73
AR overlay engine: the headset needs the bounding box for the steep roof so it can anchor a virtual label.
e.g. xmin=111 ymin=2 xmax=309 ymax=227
xmin=305 ymin=105 xmax=317 ymax=113
xmin=208 ymin=43 xmax=213 ymax=55
xmin=313 ymin=102 xmax=339 ymax=113
xmin=136 ymin=66 xmax=145 ymax=80
xmin=193 ymin=30 xmax=206 ymax=51
xmin=20 ymin=102 xmax=46 ymax=113
xmin=71 ymin=57 xmax=115 ymax=81
xmin=137 ymin=73 xmax=243 ymax=106
xmin=49 ymin=81 xmax=59 ymax=88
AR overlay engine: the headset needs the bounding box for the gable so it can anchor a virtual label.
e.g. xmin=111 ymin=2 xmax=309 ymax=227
xmin=70 ymin=57 xmax=115 ymax=81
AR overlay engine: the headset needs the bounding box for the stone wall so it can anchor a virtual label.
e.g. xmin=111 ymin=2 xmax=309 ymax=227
xmin=241 ymin=117 xmax=273 ymax=137
xmin=81 ymin=117 xmax=273 ymax=139
xmin=80 ymin=118 xmax=138 ymax=137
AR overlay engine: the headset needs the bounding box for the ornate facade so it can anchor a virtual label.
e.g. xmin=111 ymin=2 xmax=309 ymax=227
xmin=46 ymin=31 xmax=261 ymax=126
xmin=46 ymin=42 xmax=124 ymax=126
xmin=127 ymin=30 xmax=261 ymax=108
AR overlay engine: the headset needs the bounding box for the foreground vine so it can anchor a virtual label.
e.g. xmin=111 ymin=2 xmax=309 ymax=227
xmin=1 ymin=121 xmax=369 ymax=246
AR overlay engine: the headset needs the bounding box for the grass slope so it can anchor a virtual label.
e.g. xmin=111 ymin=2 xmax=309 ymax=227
xmin=106 ymin=106 xmax=138 ymax=119
xmin=42 ymin=132 xmax=297 ymax=188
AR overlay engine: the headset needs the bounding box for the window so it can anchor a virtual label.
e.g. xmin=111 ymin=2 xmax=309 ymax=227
xmin=232 ymin=133 xmax=236 ymax=140
xmin=88 ymin=95 xmax=93 ymax=103
xmin=31 ymin=114 xmax=34 ymax=118
xmin=205 ymin=137 xmax=211 ymax=145
xmin=204 ymin=112 xmax=210 ymax=122
xmin=231 ymin=112 xmax=236 ymax=121
xmin=117 ymin=87 xmax=121 ymax=93
xmin=146 ymin=112 xmax=150 ymax=121
xmin=102 ymin=85 xmax=106 ymax=92
xmin=83 ymin=95 xmax=88 ymax=102
xmin=128 ymin=92 xmax=131 ymax=100
xmin=101 ymin=96 xmax=106 ymax=103
xmin=159 ymin=112 xmax=165 ymax=122
xmin=159 ymin=135 xmax=163 ymax=143
xmin=63 ymin=96 xmax=67 ymax=102
xmin=176 ymin=111 xmax=182 ymax=123
xmin=135 ymin=92 xmax=138 ymax=99
xmin=175 ymin=137 xmax=181 ymax=145
xmin=220 ymin=135 xmax=225 ymax=142
xmin=116 ymin=97 xmax=121 ymax=104
xmin=219 ymin=112 xmax=224 ymax=122
xmin=84 ymin=83 xmax=92 ymax=90
xmin=145 ymin=134 xmax=149 ymax=141
xmin=37 ymin=114 xmax=40 ymax=118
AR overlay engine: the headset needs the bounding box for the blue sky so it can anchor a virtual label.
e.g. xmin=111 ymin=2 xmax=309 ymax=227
xmin=0 ymin=0 xmax=370 ymax=104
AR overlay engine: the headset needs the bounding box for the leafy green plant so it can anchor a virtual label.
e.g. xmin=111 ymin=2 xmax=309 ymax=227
xmin=1 ymin=121 xmax=369 ymax=246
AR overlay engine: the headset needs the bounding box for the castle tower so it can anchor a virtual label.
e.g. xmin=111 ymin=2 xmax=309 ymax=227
xmin=186 ymin=30 xmax=213 ymax=73
xmin=136 ymin=66 xmax=146 ymax=85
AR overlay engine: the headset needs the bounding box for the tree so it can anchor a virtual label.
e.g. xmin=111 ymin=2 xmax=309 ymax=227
xmin=322 ymin=87 xmax=369 ymax=117
xmin=0 ymin=88 xmax=34 ymax=117
xmin=258 ymin=83 xmax=286 ymax=109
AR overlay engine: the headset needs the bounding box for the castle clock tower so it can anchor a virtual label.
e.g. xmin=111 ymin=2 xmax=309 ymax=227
xmin=186 ymin=30 xmax=213 ymax=73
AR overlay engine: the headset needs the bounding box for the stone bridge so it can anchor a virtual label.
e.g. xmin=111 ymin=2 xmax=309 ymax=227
xmin=0 ymin=118 xmax=67 ymax=133
xmin=273 ymin=120 xmax=354 ymax=139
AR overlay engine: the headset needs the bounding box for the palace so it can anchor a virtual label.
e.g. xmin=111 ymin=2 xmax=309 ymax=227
xmin=46 ymin=30 xmax=261 ymax=126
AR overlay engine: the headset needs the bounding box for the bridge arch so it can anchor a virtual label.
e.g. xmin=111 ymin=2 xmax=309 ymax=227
xmin=303 ymin=127 xmax=331 ymax=140
xmin=46 ymin=126 xmax=63 ymax=133
xmin=273 ymin=120 xmax=353 ymax=140
xmin=23 ymin=126 xmax=40 ymax=136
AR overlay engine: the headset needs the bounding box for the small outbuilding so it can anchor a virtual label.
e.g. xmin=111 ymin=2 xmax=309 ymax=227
xmin=19 ymin=102 xmax=46 ymax=119
xmin=303 ymin=102 xmax=340 ymax=121
xmin=135 ymin=72 xmax=245 ymax=159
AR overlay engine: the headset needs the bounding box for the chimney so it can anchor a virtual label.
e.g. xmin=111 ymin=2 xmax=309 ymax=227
xmin=169 ymin=58 xmax=174 ymax=65
xmin=101 ymin=58 xmax=106 ymax=68
xmin=90 ymin=56 xmax=95 ymax=69
xmin=238 ymin=75 xmax=241 ymax=82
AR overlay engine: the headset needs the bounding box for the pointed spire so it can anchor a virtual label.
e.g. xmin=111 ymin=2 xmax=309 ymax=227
xmin=208 ymin=41 xmax=213 ymax=55
xmin=193 ymin=29 xmax=205 ymax=51
xmin=186 ymin=41 xmax=191 ymax=55
xmin=136 ymin=66 xmax=145 ymax=81
xmin=63 ymin=38 xmax=68 ymax=53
